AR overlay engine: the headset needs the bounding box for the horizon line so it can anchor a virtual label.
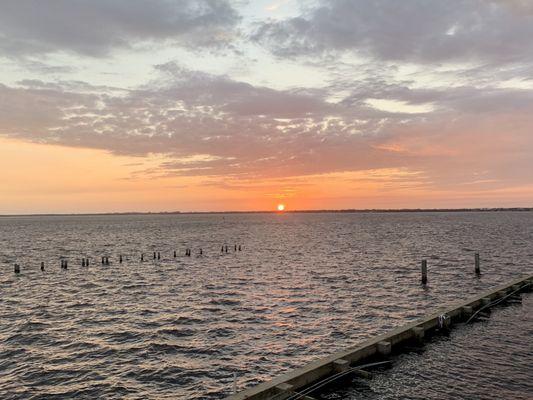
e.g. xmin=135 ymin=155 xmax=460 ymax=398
xmin=1 ymin=207 xmax=533 ymax=217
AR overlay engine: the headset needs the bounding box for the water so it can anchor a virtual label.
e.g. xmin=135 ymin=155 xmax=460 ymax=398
xmin=0 ymin=212 xmax=532 ymax=399
xmin=326 ymin=292 xmax=533 ymax=400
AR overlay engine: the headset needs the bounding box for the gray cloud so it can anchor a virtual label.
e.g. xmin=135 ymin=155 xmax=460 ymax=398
xmin=1 ymin=65 xmax=533 ymax=192
xmin=0 ymin=0 xmax=240 ymax=57
xmin=252 ymin=0 xmax=533 ymax=64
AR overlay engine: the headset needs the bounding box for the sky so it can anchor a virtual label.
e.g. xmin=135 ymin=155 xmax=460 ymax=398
xmin=1 ymin=0 xmax=533 ymax=214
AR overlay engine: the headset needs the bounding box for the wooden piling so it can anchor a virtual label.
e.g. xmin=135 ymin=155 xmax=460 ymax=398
xmin=14 ymin=264 xmax=20 ymax=274
xmin=141 ymin=253 xmax=144 ymax=261
xmin=421 ymin=260 xmax=428 ymax=284
xmin=41 ymin=262 xmax=45 ymax=271
xmin=333 ymin=359 xmax=349 ymax=373
xmin=411 ymin=326 xmax=424 ymax=343
xmin=174 ymin=251 xmax=177 ymax=258
xmin=377 ymin=341 xmax=391 ymax=356
xmin=475 ymin=253 xmax=480 ymax=274
xmin=119 ymin=255 xmax=123 ymax=264
xmin=157 ymin=252 xmax=160 ymax=260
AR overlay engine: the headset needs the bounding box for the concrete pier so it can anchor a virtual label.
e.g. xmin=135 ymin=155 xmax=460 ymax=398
xmin=225 ymin=274 xmax=532 ymax=400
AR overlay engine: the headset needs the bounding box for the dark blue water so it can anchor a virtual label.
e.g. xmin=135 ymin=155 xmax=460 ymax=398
xmin=1 ymin=212 xmax=532 ymax=399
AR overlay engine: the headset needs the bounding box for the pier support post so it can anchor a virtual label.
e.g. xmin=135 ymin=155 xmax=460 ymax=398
xmin=141 ymin=253 xmax=144 ymax=262
xmin=174 ymin=251 xmax=176 ymax=258
xmin=481 ymin=297 xmax=491 ymax=306
xmin=41 ymin=262 xmax=45 ymax=271
xmin=14 ymin=264 xmax=20 ymax=274
xmin=421 ymin=260 xmax=428 ymax=284
xmin=411 ymin=326 xmax=425 ymax=343
xmin=497 ymin=290 xmax=508 ymax=300
xmin=333 ymin=359 xmax=350 ymax=373
xmin=119 ymin=255 xmax=123 ymax=264
xmin=275 ymin=383 xmax=317 ymax=400
xmin=475 ymin=253 xmax=480 ymax=275
xmin=461 ymin=306 xmax=473 ymax=319
xmin=377 ymin=341 xmax=392 ymax=356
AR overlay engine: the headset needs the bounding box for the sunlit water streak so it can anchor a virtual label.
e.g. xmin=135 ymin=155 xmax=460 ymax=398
xmin=1 ymin=212 xmax=532 ymax=399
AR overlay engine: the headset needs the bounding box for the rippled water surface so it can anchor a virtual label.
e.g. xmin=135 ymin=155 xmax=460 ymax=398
xmin=327 ymin=292 xmax=533 ymax=400
xmin=1 ymin=212 xmax=532 ymax=399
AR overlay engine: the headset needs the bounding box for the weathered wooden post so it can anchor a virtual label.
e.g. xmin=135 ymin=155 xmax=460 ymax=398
xmin=153 ymin=252 xmax=156 ymax=260
xmin=119 ymin=255 xmax=123 ymax=264
xmin=14 ymin=264 xmax=20 ymax=274
xmin=421 ymin=259 xmax=428 ymax=284
xmin=141 ymin=253 xmax=144 ymax=262
xmin=41 ymin=262 xmax=45 ymax=271
xmin=475 ymin=253 xmax=480 ymax=275
xmin=234 ymin=244 xmax=237 ymax=252
xmin=377 ymin=341 xmax=392 ymax=356
xmin=157 ymin=252 xmax=160 ymax=260
xmin=238 ymin=245 xmax=242 ymax=251
xmin=173 ymin=251 xmax=176 ymax=258
xmin=199 ymin=248 xmax=203 ymax=255
xmin=221 ymin=246 xmax=224 ymax=253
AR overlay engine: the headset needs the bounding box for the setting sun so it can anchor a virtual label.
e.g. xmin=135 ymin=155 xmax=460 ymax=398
xmin=277 ymin=204 xmax=285 ymax=211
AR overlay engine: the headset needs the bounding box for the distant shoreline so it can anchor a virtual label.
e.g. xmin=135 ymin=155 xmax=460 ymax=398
xmin=1 ymin=207 xmax=532 ymax=217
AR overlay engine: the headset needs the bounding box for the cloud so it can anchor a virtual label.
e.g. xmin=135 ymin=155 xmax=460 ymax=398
xmin=1 ymin=62 xmax=533 ymax=195
xmin=0 ymin=0 xmax=240 ymax=57
xmin=252 ymin=0 xmax=533 ymax=64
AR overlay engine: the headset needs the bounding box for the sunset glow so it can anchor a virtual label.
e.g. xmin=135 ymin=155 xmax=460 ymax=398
xmin=277 ymin=204 xmax=285 ymax=212
xmin=0 ymin=1 xmax=532 ymax=214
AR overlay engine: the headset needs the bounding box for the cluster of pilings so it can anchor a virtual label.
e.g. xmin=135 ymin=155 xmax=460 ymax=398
xmin=10 ymin=245 xmax=243 ymax=273
xmin=221 ymin=244 xmax=242 ymax=253
xmin=420 ymin=252 xmax=481 ymax=284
